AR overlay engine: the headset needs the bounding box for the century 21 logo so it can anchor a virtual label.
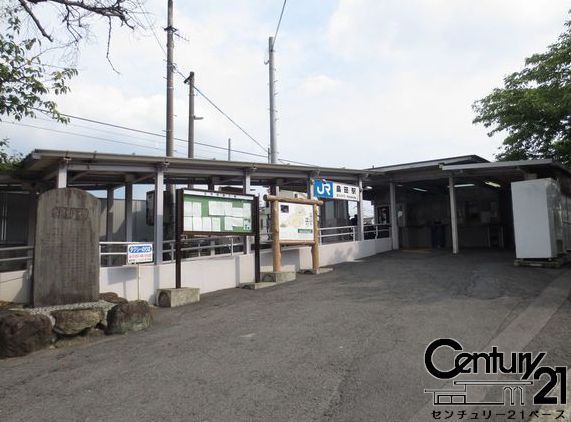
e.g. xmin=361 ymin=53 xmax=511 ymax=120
xmin=424 ymin=339 xmax=567 ymax=406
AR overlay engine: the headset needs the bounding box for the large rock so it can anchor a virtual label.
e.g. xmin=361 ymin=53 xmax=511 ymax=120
xmin=106 ymin=301 xmax=152 ymax=335
xmin=51 ymin=308 xmax=104 ymax=336
xmin=99 ymin=292 xmax=128 ymax=304
xmin=0 ymin=311 xmax=52 ymax=358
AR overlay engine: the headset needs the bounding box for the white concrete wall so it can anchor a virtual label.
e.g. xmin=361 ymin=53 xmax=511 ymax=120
xmin=1 ymin=238 xmax=393 ymax=304
xmin=0 ymin=269 xmax=30 ymax=303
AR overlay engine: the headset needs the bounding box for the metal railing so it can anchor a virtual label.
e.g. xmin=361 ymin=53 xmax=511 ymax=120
xmin=162 ymin=237 xmax=244 ymax=263
xmin=0 ymin=225 xmax=391 ymax=270
xmin=0 ymin=245 xmax=34 ymax=272
xmin=319 ymin=224 xmax=390 ymax=243
xmin=99 ymin=236 xmax=246 ymax=267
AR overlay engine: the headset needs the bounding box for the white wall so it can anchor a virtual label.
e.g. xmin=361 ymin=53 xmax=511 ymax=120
xmin=0 ymin=269 xmax=30 ymax=303
xmin=1 ymin=238 xmax=393 ymax=305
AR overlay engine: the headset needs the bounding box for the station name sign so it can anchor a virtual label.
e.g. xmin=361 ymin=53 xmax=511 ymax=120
xmin=313 ymin=180 xmax=359 ymax=201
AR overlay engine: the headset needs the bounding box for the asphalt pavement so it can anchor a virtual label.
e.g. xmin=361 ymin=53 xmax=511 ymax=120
xmin=0 ymin=249 xmax=569 ymax=422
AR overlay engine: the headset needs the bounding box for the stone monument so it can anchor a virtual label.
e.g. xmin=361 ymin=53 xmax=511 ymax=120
xmin=33 ymin=188 xmax=100 ymax=307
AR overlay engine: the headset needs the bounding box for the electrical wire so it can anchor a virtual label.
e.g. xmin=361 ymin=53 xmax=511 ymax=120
xmin=271 ymin=0 xmax=288 ymax=49
xmin=32 ymin=109 xmax=269 ymax=159
xmin=1 ymin=121 xmax=181 ymax=154
xmin=29 ymin=108 xmax=313 ymax=165
xmin=134 ymin=0 xmax=269 ymax=155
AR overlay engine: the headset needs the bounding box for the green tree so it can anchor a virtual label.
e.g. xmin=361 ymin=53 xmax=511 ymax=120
xmin=473 ymin=16 xmax=571 ymax=166
xmin=0 ymin=139 xmax=23 ymax=170
xmin=1 ymin=1 xmax=142 ymax=123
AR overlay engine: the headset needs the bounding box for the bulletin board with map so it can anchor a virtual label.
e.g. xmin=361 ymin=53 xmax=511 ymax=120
xmin=278 ymin=203 xmax=314 ymax=242
xmin=180 ymin=189 xmax=255 ymax=235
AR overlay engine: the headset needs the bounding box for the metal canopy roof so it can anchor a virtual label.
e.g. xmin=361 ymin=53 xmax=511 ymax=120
xmin=2 ymin=149 xmax=374 ymax=191
xmin=367 ymin=156 xmax=571 ymax=195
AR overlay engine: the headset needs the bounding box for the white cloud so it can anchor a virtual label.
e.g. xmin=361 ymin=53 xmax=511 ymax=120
xmin=3 ymin=0 xmax=570 ymax=170
xmin=301 ymin=75 xmax=341 ymax=95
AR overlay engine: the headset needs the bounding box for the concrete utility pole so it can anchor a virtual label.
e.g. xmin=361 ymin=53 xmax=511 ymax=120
xmin=267 ymin=36 xmax=278 ymax=164
xmin=227 ymin=138 xmax=232 ymax=161
xmin=184 ymin=71 xmax=195 ymax=159
xmin=165 ymin=0 xmax=174 ymax=157
xmin=165 ymin=0 xmax=175 ymax=238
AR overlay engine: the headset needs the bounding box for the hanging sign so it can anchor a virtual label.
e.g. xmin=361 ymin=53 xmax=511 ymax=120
xmin=313 ymin=180 xmax=359 ymax=201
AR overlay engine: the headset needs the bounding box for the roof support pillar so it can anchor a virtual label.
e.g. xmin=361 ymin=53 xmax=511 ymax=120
xmin=56 ymin=161 xmax=68 ymax=188
xmin=125 ymin=177 xmax=133 ymax=242
xmin=356 ymin=177 xmax=364 ymax=241
xmin=389 ymin=182 xmax=399 ymax=250
xmin=243 ymin=171 xmax=251 ymax=255
xmin=106 ymin=187 xmax=114 ymax=242
xmin=154 ymin=167 xmax=165 ymax=264
xmin=448 ymin=174 xmax=459 ymax=254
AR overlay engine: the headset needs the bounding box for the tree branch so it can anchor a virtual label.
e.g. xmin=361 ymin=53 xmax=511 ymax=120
xmin=18 ymin=0 xmax=54 ymax=42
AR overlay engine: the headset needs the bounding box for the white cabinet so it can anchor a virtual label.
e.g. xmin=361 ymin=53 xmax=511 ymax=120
xmin=511 ymin=178 xmax=564 ymax=259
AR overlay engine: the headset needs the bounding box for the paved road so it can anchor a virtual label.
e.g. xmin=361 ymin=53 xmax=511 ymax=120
xmin=1 ymin=250 xmax=569 ymax=422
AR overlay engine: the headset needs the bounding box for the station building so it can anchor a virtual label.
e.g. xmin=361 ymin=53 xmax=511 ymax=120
xmin=0 ymin=149 xmax=569 ymax=304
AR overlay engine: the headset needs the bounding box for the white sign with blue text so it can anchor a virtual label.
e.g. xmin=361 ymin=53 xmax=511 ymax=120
xmin=127 ymin=244 xmax=154 ymax=265
xmin=313 ymin=180 xmax=359 ymax=201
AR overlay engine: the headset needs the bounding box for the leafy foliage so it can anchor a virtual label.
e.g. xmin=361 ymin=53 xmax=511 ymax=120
xmin=473 ymin=16 xmax=571 ymax=166
xmin=0 ymin=7 xmax=76 ymax=122
xmin=0 ymin=138 xmax=23 ymax=170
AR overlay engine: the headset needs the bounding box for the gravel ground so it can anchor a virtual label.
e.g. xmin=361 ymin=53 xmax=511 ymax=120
xmin=0 ymin=249 xmax=569 ymax=422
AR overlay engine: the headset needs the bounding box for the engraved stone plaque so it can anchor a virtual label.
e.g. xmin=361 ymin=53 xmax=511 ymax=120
xmin=33 ymin=188 xmax=100 ymax=306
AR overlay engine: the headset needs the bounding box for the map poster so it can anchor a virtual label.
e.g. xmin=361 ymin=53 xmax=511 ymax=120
xmin=278 ymin=203 xmax=314 ymax=242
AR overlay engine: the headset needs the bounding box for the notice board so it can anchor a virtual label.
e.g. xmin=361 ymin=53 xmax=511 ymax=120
xmin=278 ymin=202 xmax=314 ymax=242
xmin=181 ymin=189 xmax=254 ymax=235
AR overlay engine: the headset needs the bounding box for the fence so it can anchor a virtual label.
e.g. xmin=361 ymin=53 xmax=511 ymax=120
xmin=0 ymin=224 xmax=391 ymax=270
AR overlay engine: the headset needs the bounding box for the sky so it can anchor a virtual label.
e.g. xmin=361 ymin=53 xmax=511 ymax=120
xmin=2 ymin=0 xmax=571 ymax=170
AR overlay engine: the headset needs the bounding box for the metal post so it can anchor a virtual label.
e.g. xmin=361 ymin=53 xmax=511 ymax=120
xmin=185 ymin=71 xmax=195 ymax=159
xmin=125 ymin=178 xmax=133 ymax=242
xmin=271 ymin=199 xmax=281 ymax=272
xmin=106 ymin=187 xmax=114 ymax=266
xmin=268 ymin=36 xmax=278 ymax=164
xmin=56 ymin=161 xmax=68 ymax=188
xmin=253 ymin=196 xmax=261 ymax=283
xmin=357 ymin=177 xmax=364 ymax=241
xmin=227 ymin=138 xmax=232 ymax=161
xmin=389 ymin=182 xmax=399 ymax=250
xmin=175 ymin=189 xmax=182 ymax=288
xmin=154 ymin=167 xmax=165 ymax=264
xmin=449 ymin=174 xmax=459 ymax=254
xmin=243 ymin=171 xmax=251 ymax=254
xmin=106 ymin=187 xmax=114 ymax=242
xmin=307 ymin=177 xmax=314 ymax=199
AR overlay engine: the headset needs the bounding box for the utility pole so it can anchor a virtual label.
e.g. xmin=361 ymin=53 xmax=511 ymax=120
xmin=227 ymin=138 xmax=232 ymax=161
xmin=184 ymin=71 xmax=195 ymax=159
xmin=165 ymin=0 xmax=175 ymax=238
xmin=267 ymin=36 xmax=278 ymax=164
xmin=166 ymin=0 xmax=174 ymax=158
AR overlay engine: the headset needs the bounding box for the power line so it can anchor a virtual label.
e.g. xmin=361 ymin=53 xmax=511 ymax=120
xmin=1 ymin=121 xmax=182 ymax=154
xmin=271 ymin=0 xmax=288 ymax=49
xmin=28 ymin=109 xmax=313 ymax=165
xmin=135 ymin=0 xmax=167 ymax=56
xmin=180 ymin=74 xmax=268 ymax=154
xmin=34 ymin=109 xmax=270 ymax=159
xmin=133 ymin=0 xmax=269 ymax=155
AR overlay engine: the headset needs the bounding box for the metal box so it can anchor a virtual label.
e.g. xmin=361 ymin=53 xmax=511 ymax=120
xmin=511 ymin=178 xmax=564 ymax=259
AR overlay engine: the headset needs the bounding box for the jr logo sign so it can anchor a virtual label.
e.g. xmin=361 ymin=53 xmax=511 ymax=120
xmin=314 ymin=180 xmax=334 ymax=199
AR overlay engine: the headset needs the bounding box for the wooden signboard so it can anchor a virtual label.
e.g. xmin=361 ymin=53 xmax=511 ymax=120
xmin=265 ymin=195 xmax=323 ymax=274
